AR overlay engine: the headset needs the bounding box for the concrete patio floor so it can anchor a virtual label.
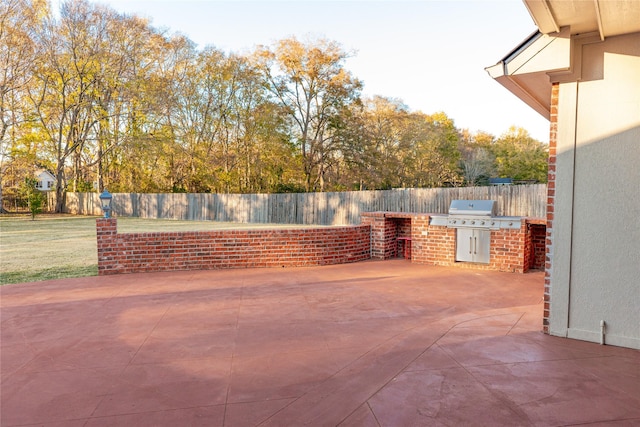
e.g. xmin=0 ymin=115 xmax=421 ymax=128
xmin=1 ymin=260 xmax=639 ymax=426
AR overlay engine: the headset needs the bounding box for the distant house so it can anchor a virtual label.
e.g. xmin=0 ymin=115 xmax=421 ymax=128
xmin=35 ymin=170 xmax=56 ymax=192
xmin=486 ymin=0 xmax=640 ymax=349
xmin=489 ymin=178 xmax=513 ymax=186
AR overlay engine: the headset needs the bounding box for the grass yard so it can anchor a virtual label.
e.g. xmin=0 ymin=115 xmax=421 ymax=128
xmin=0 ymin=214 xmax=310 ymax=285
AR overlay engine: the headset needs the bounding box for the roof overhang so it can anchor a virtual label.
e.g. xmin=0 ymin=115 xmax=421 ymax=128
xmin=524 ymin=0 xmax=640 ymax=40
xmin=485 ymin=28 xmax=571 ymax=119
xmin=486 ymin=0 xmax=640 ymax=118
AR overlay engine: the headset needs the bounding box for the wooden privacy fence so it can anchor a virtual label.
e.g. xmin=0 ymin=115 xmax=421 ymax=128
xmin=55 ymin=184 xmax=547 ymax=225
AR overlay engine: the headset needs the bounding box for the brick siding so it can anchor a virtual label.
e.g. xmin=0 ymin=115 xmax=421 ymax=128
xmin=543 ymin=82 xmax=560 ymax=333
xmin=96 ymin=219 xmax=371 ymax=275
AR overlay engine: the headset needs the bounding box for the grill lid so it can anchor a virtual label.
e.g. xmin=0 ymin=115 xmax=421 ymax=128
xmin=448 ymin=200 xmax=497 ymax=217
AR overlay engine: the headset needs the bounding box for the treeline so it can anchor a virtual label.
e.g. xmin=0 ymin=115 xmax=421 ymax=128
xmin=1 ymin=0 xmax=548 ymax=213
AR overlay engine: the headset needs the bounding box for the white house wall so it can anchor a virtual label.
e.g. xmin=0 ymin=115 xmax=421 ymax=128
xmin=550 ymin=32 xmax=640 ymax=348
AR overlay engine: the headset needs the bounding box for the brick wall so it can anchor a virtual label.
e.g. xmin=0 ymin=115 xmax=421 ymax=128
xmin=396 ymin=218 xmax=411 ymax=237
xmin=414 ymin=217 xmax=457 ymax=266
xmin=96 ymin=219 xmax=371 ymax=275
xmin=361 ymin=214 xmax=382 ymax=258
xmin=363 ymin=212 xmax=546 ymax=273
xmin=410 ymin=215 xmax=431 ymax=264
xmin=488 ymin=224 xmax=527 ymax=273
xmin=98 ymin=212 xmax=546 ymax=277
xmin=530 ymin=223 xmax=546 ymax=270
xmin=362 ymin=214 xmax=415 ymax=260
xmin=524 ymin=223 xmax=533 ymax=271
xmin=417 ymin=222 xmax=529 ymax=273
xmin=395 ymin=218 xmax=412 ymax=258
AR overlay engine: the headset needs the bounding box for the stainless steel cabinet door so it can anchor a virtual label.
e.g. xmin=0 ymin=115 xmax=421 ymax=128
xmin=473 ymin=229 xmax=491 ymax=264
xmin=456 ymin=228 xmax=474 ymax=262
xmin=455 ymin=229 xmax=490 ymax=264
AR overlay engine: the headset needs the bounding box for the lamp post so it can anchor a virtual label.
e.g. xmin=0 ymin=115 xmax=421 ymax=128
xmin=99 ymin=189 xmax=113 ymax=218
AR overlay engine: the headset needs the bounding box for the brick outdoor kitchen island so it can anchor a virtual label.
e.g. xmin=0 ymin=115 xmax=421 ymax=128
xmin=97 ymin=213 xmax=545 ymax=275
xmin=361 ymin=212 xmax=545 ymax=273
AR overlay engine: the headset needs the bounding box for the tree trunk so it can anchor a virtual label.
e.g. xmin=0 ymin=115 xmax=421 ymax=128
xmin=54 ymin=166 xmax=65 ymax=213
xmin=319 ymin=164 xmax=325 ymax=192
xmin=0 ymin=179 xmax=6 ymax=213
xmin=97 ymin=144 xmax=104 ymax=192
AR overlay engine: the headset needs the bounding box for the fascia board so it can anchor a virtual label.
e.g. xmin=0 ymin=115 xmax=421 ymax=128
xmin=485 ymin=63 xmax=506 ymax=79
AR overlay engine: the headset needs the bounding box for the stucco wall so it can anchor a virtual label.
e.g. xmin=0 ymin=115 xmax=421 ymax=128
xmin=550 ymin=32 xmax=640 ymax=348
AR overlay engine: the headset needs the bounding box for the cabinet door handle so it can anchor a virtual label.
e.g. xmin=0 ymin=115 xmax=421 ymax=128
xmin=474 ymin=236 xmax=477 ymax=254
xmin=469 ymin=236 xmax=472 ymax=254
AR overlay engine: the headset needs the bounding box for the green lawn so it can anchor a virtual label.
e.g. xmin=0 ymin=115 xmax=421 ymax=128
xmin=1 ymin=215 xmax=97 ymax=285
xmin=0 ymin=214 xmax=309 ymax=285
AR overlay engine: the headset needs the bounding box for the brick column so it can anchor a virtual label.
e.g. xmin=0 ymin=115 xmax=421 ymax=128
xmin=543 ymin=82 xmax=560 ymax=334
xmin=361 ymin=213 xmax=397 ymax=260
xmin=410 ymin=215 xmax=433 ymax=264
xmin=96 ymin=218 xmax=118 ymax=275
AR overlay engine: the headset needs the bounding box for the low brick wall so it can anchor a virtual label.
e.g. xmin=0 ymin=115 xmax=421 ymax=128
xmin=96 ymin=219 xmax=371 ymax=275
xmin=96 ymin=214 xmax=545 ymax=276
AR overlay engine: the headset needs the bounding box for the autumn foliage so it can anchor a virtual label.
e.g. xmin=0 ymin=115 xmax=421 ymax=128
xmin=1 ymin=0 xmax=548 ymax=212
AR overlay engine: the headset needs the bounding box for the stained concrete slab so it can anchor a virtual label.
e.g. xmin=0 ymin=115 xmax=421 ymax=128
xmin=1 ymin=260 xmax=638 ymax=426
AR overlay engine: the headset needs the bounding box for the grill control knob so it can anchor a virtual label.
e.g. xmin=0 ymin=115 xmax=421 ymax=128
xmin=481 ymin=221 xmax=485 ymax=225
xmin=491 ymin=221 xmax=495 ymax=226
xmin=462 ymin=220 xmax=466 ymax=224
xmin=471 ymin=221 xmax=475 ymax=225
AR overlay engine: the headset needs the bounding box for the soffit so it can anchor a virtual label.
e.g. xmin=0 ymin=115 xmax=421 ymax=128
xmin=524 ymin=0 xmax=640 ymax=38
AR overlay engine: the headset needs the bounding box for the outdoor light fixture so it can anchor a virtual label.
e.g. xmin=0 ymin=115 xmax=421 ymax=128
xmin=99 ymin=189 xmax=113 ymax=218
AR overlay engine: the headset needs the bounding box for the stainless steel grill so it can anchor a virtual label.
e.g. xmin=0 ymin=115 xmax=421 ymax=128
xmin=447 ymin=199 xmax=496 ymax=228
xmin=430 ymin=199 xmax=521 ymax=230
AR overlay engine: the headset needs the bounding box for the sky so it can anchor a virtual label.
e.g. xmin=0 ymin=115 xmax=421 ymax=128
xmin=55 ymin=0 xmax=550 ymax=142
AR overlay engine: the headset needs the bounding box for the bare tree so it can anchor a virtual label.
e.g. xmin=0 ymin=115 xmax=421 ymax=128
xmin=255 ymin=37 xmax=361 ymax=191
